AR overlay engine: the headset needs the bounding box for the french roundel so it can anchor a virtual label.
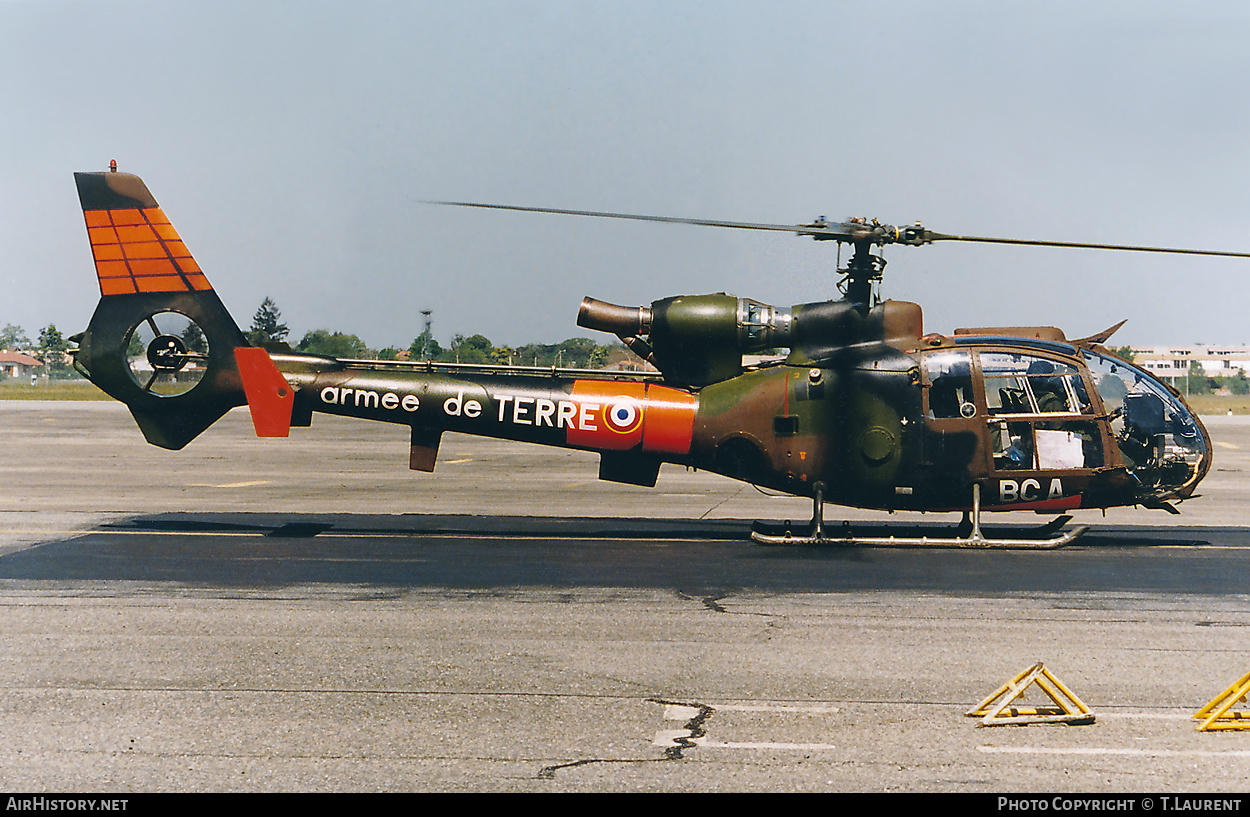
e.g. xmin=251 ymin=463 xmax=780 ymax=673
xmin=604 ymin=400 xmax=642 ymax=434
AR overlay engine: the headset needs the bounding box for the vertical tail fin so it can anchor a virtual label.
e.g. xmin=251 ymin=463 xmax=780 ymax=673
xmin=75 ymin=170 xmax=214 ymax=297
xmin=72 ymin=168 xmax=250 ymax=449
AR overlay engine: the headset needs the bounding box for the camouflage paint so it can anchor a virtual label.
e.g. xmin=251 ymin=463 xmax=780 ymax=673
xmin=69 ymin=168 xmax=1214 ymax=517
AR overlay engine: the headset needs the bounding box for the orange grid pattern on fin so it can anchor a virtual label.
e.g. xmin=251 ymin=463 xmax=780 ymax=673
xmin=83 ymin=207 xmax=211 ymax=296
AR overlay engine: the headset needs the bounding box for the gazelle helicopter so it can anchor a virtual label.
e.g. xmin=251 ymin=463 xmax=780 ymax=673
xmin=69 ymin=164 xmax=1250 ymax=547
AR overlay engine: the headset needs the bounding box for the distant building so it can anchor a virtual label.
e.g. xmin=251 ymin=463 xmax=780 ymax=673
xmin=0 ymin=351 xmax=41 ymax=379
xmin=1129 ymin=345 xmax=1250 ymax=385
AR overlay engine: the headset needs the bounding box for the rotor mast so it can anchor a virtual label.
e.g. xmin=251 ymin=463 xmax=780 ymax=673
xmin=840 ymin=241 xmax=885 ymax=310
xmin=802 ymin=216 xmax=914 ymax=312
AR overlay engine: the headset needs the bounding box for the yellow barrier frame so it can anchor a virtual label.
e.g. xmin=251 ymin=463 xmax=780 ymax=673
xmin=1194 ymin=670 xmax=1250 ymax=732
xmin=967 ymin=662 xmax=1095 ymax=727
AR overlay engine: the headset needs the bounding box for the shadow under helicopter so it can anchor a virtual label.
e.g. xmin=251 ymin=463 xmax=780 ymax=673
xmin=0 ymin=512 xmax=1245 ymax=596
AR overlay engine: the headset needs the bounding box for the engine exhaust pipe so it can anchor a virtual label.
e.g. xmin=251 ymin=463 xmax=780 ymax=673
xmin=577 ymin=297 xmax=652 ymax=337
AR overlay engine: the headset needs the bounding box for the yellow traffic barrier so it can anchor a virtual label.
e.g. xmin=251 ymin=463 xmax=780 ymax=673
xmin=1194 ymin=670 xmax=1250 ymax=732
xmin=967 ymin=662 xmax=1095 ymax=727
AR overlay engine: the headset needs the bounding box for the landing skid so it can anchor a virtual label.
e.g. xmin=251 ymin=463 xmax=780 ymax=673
xmin=750 ymin=483 xmax=1088 ymax=549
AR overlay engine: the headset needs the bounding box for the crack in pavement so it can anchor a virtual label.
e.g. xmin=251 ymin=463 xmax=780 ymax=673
xmin=534 ymin=698 xmax=714 ymax=780
xmin=650 ymin=698 xmax=715 ymax=760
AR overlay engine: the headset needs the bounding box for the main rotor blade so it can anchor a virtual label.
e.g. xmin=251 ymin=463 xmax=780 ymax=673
xmin=925 ymin=232 xmax=1250 ymax=259
xmin=429 ymin=199 xmax=1250 ymax=259
xmin=427 ymin=200 xmax=853 ymax=239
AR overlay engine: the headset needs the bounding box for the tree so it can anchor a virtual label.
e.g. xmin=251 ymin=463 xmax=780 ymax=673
xmin=1186 ymin=360 xmax=1211 ymax=395
xmin=1230 ymin=369 xmax=1250 ymax=396
xmin=448 ymin=334 xmax=493 ymax=364
xmin=180 ymin=321 xmax=207 ymax=354
xmin=513 ymin=337 xmax=618 ymax=368
xmin=490 ymin=345 xmax=516 ymax=365
xmin=408 ymin=329 xmax=443 ymax=361
xmin=296 ymin=329 xmax=367 ymax=358
xmin=248 ymin=297 xmax=289 ymax=345
xmin=1 ymin=323 xmax=30 ymax=350
xmin=37 ymin=324 xmax=69 ymax=373
xmin=558 ymin=337 xmax=603 ymax=368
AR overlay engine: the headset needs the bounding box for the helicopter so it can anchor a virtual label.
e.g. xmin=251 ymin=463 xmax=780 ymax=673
xmin=68 ymin=165 xmax=1250 ymax=547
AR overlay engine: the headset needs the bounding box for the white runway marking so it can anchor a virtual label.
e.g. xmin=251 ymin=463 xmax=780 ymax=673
xmin=656 ymin=701 xmax=840 ymax=751
xmin=711 ymin=703 xmax=842 ymax=714
xmin=662 ymin=703 xmax=840 ymax=719
xmin=980 ymin=746 xmax=1250 ymax=758
xmin=653 ymin=731 xmax=837 ymax=751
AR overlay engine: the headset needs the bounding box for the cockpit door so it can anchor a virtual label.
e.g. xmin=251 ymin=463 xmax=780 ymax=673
xmin=976 ymin=350 xmax=1106 ymax=509
xmin=919 ymin=350 xmax=990 ymax=503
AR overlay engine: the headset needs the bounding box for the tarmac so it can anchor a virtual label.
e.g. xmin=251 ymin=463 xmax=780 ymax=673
xmin=1 ymin=401 xmax=1249 ymax=792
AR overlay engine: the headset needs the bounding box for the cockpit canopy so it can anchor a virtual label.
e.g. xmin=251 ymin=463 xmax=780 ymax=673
xmin=920 ymin=343 xmax=1208 ymax=501
xmin=1081 ymin=347 xmax=1208 ymax=496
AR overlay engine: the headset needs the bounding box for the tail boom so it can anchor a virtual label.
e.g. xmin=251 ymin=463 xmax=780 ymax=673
xmin=248 ymin=353 xmax=700 ymax=487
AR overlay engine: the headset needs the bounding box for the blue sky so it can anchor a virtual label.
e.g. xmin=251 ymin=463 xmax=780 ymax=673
xmin=3 ymin=0 xmax=1248 ymax=349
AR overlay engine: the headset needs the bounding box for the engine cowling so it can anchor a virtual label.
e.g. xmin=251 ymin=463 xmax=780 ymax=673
xmin=579 ymin=294 xmax=792 ymax=386
xmin=580 ymin=293 xmax=925 ymax=387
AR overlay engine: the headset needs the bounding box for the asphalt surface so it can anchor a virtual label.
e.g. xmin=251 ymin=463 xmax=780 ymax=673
xmin=1 ymin=401 xmax=1249 ymax=792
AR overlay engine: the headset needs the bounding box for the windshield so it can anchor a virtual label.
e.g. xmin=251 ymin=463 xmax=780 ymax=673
xmin=1083 ymin=348 xmax=1208 ymax=498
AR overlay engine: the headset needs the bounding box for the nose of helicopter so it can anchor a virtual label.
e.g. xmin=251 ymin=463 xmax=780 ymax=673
xmin=1133 ymin=386 xmax=1212 ymax=505
xmin=1082 ymin=348 xmax=1211 ymax=506
xmin=1166 ymin=401 xmax=1212 ymax=500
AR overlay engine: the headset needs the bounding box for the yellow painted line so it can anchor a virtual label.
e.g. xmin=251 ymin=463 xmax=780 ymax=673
xmin=101 ymin=531 xmax=263 ymax=538
xmin=317 ymin=532 xmax=715 ymax=543
xmin=1 ymin=528 xmax=718 ymax=543
xmin=187 ymin=480 xmax=271 ymax=488
xmin=1151 ymin=544 xmax=1244 ymax=550
xmin=441 ymin=459 xmax=473 ymax=465
xmin=1217 ymin=441 xmax=1239 ymax=450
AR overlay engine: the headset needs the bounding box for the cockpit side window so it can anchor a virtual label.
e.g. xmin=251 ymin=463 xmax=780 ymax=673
xmin=922 ymin=350 xmax=975 ymax=419
xmin=988 ymin=419 xmax=1103 ymax=471
xmin=980 ymin=352 xmax=1086 ymax=415
xmin=1080 ymin=350 xmax=1132 ymax=417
